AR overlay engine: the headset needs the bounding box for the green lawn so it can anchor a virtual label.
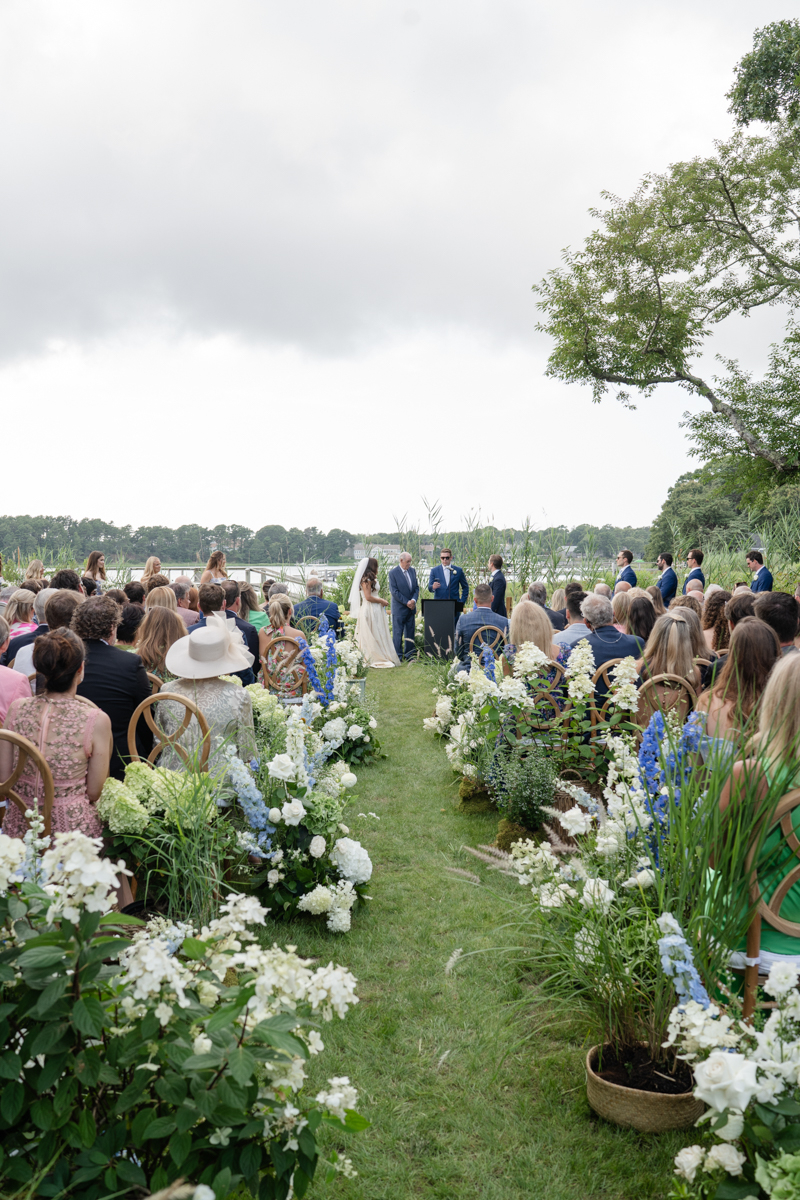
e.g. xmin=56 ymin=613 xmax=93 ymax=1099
xmin=278 ymin=665 xmax=689 ymax=1200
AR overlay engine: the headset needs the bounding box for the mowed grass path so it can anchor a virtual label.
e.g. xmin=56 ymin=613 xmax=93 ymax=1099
xmin=281 ymin=666 xmax=689 ymax=1200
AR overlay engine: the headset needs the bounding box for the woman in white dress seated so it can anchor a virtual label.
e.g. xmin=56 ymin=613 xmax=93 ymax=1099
xmin=158 ymin=611 xmax=257 ymax=770
xmin=350 ymin=557 xmax=400 ymax=668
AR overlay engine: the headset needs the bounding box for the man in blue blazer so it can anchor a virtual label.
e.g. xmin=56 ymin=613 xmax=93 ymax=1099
xmin=488 ymin=555 xmax=506 ymax=616
xmin=747 ymin=550 xmax=774 ymax=593
xmin=614 ymin=549 xmax=637 ymax=588
xmin=574 ymin=593 xmax=644 ymax=699
xmin=656 ymin=552 xmax=678 ymax=607
xmin=428 ymin=547 xmax=469 ymax=614
xmin=454 ymin=582 xmax=508 ymax=671
xmin=389 ymin=553 xmax=419 ymax=661
xmin=682 ymin=548 xmax=705 ymax=594
xmin=293 ymin=578 xmax=343 ymax=636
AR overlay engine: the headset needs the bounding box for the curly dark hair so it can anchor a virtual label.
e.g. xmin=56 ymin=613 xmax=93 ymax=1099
xmin=145 ymin=574 xmax=170 ymax=593
xmin=701 ymin=589 xmax=732 ymax=652
xmin=72 ymin=595 xmax=122 ymax=642
xmin=50 ymin=568 xmax=82 ymax=593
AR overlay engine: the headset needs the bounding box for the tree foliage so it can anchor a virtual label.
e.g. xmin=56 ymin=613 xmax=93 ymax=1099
xmin=728 ymin=19 xmax=800 ymax=127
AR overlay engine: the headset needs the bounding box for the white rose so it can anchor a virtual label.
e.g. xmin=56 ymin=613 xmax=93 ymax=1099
xmin=580 ymin=878 xmax=614 ymax=912
xmin=368 ymin=717 xmax=377 ymax=728
xmin=268 ymin=808 xmax=282 ymax=823
xmin=309 ymin=836 xmax=326 ymax=859
xmin=267 ymin=869 xmax=281 ymax=885
xmin=281 ymin=799 xmax=307 ymax=827
xmin=340 ymin=773 xmax=357 ymax=789
xmin=692 ymin=1052 xmax=760 ymax=1114
xmin=621 ymin=868 xmax=656 ymax=889
xmin=193 ymin=1034 xmax=213 ymax=1055
xmin=559 ymin=806 xmax=592 ymax=837
xmin=347 ymin=724 xmax=363 ymax=739
xmin=703 ymin=1144 xmax=746 ymax=1176
xmin=267 ymin=754 xmax=296 ymax=782
xmin=674 ymin=1146 xmax=705 ymax=1183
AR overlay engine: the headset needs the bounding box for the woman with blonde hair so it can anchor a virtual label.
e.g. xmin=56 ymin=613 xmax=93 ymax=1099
xmin=646 ymin=585 xmax=666 ymax=617
xmin=24 ymin=559 xmax=45 ymax=583
xmin=506 ymin=599 xmax=562 ymax=661
xmin=4 ymin=589 xmax=37 ymax=638
xmin=550 ymin=588 xmax=566 ymax=614
xmin=140 ymin=556 xmax=162 ymax=587
xmin=200 ymin=551 xmax=228 ymax=586
xmin=612 ymin=590 xmax=632 ymax=633
xmin=258 ymin=594 xmax=306 ymax=696
xmin=239 ymin=582 xmax=268 ymax=631
xmin=134 ymin=607 xmax=186 ymax=681
xmin=636 ymin=610 xmax=702 ymax=724
xmin=145 ymin=585 xmax=178 ymax=612
xmin=85 ymin=551 xmax=107 ymax=588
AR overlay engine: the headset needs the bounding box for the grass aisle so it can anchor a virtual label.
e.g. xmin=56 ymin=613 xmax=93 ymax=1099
xmin=283 ymin=666 xmax=689 ymax=1200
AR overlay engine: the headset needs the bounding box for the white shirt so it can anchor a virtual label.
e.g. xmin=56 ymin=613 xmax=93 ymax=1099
xmin=12 ymin=643 xmax=35 ymax=676
xmin=443 ymin=565 xmax=451 ymax=587
xmin=402 ymin=569 xmax=412 ymax=590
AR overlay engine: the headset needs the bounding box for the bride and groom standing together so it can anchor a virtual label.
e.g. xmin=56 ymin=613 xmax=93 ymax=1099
xmin=349 ymin=551 xmax=469 ymax=668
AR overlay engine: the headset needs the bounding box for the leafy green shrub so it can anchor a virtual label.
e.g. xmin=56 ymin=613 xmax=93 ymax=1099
xmin=486 ymin=743 xmax=555 ymax=832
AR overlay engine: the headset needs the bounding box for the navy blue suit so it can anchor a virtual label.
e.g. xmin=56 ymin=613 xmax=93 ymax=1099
xmin=490 ymin=571 xmax=506 ymax=616
xmin=454 ymin=607 xmax=509 ymax=671
xmin=615 ymin=564 xmax=637 ymax=588
xmin=190 ymin=611 xmax=256 ymax=686
xmin=574 ymin=625 xmax=644 ymax=698
xmin=293 ymin=596 xmax=343 ymax=636
xmin=389 ymin=566 xmax=419 ymax=660
xmin=751 ymin=566 xmax=774 ymax=593
xmin=428 ymin=563 xmax=469 ymax=605
xmin=657 ymin=567 xmax=678 ymax=607
xmin=682 ymin=568 xmax=705 ymax=595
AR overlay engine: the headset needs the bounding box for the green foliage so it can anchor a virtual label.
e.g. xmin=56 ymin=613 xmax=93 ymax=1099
xmin=645 ymin=470 xmax=747 ymax=558
xmin=485 ymin=743 xmax=555 ymax=831
xmin=728 ymin=18 xmax=800 ymax=126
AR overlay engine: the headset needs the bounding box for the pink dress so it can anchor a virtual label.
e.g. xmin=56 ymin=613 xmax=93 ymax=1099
xmin=0 ymin=665 xmax=31 ymax=724
xmin=2 ymin=695 xmax=103 ymax=838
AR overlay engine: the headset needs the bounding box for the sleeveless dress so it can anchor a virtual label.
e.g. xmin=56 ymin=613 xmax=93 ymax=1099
xmin=355 ymin=582 xmax=400 ymax=667
xmin=263 ymin=625 xmax=306 ymax=698
xmin=2 ymin=695 xmax=103 ymax=838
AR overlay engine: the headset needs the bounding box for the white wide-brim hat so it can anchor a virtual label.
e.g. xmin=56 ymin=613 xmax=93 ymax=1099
xmin=165 ymin=611 xmax=254 ymax=679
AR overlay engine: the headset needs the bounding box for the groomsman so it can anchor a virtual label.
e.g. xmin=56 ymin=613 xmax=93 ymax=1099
xmin=682 ymin=548 xmax=705 ymax=594
xmin=488 ymin=555 xmax=506 ymax=615
xmin=656 ymin=552 xmax=678 ymax=607
xmin=388 ymin=553 xmax=419 ymax=661
xmin=747 ymin=550 xmax=773 ymax=593
xmin=614 ymin=549 xmax=637 ymax=588
xmin=428 ymin=548 xmax=469 ymax=615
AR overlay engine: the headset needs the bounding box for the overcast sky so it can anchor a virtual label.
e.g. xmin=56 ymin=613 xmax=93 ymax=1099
xmin=0 ymin=1 xmax=789 ymax=536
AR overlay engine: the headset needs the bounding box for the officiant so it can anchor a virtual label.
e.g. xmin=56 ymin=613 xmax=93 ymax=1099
xmin=427 ymin=548 xmax=469 ymax=616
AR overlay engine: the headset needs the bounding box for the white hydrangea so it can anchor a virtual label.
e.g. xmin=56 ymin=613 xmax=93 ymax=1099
xmin=119 ymin=936 xmax=194 ymax=1007
xmin=608 ymin=656 xmax=640 ymax=713
xmin=42 ymin=832 xmax=130 ymax=923
xmin=497 ymin=676 xmax=529 ymax=704
xmin=511 ymin=641 xmax=552 ymax=680
xmin=309 ymin=836 xmax=326 ymax=858
xmin=297 ymin=885 xmax=334 ymax=915
xmin=321 ymin=717 xmax=347 ymax=743
xmin=764 ymin=962 xmax=800 ymax=998
xmin=315 ymin=1076 xmax=358 ymax=1121
xmin=0 ymin=834 xmax=26 ymax=895
xmin=565 ymin=638 xmax=596 ymax=701
xmin=330 ymin=838 xmax=373 ymax=885
xmin=559 ymin=806 xmax=593 ymax=837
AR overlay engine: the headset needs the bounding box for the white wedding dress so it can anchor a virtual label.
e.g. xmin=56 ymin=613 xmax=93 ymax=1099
xmin=354 ymin=580 xmax=400 ymax=668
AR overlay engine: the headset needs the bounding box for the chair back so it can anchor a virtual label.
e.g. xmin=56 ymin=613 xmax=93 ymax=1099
xmin=524 ymin=663 xmax=567 ymax=732
xmin=468 ymin=625 xmax=507 ymax=656
xmin=0 ymin=729 xmax=55 ymax=835
xmin=260 ymin=635 xmax=309 ymax=698
xmin=294 ymin=615 xmax=320 ymax=638
xmin=742 ymin=787 xmax=800 ymax=1018
xmin=146 ymin=672 xmax=163 ymax=696
xmin=126 ymin=693 xmax=210 ymax=770
xmin=636 ymin=673 xmax=697 ymax=728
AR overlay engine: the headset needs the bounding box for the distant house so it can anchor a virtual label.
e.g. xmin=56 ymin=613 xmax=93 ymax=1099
xmin=351 ymin=542 xmax=403 ymax=564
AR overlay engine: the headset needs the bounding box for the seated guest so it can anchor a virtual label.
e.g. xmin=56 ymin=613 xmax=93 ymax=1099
xmin=702 ymin=589 xmax=732 ymax=653
xmin=747 ymin=549 xmax=773 ymax=593
xmin=685 ymin=578 xmax=705 ymax=606
xmin=683 ymin=548 xmax=705 ymax=594
xmin=656 ymin=552 xmax=677 ymax=607
xmin=145 ymin=585 xmax=178 ymax=612
xmin=628 ymin=597 xmax=656 ymax=644
xmin=268 ymin=582 xmax=289 ymax=599
xmin=614 ymin=549 xmax=637 ymax=588
xmin=106 ymin=588 xmax=127 ymax=605
xmin=259 ymin=594 xmax=306 ymax=695
xmin=0 ymin=616 xmax=31 ymax=722
xmin=24 ymin=559 xmax=46 ymax=584
xmin=553 ymin=590 xmax=591 ymax=649
xmin=671 ymin=593 xmax=703 ymax=621
xmin=550 ymin=587 xmax=566 ymax=615
xmin=614 ymin=580 xmax=632 ymax=595
xmin=220 ymin=580 xmax=259 ymax=668
xmin=647 ymin=585 xmax=666 ymax=617
xmin=557 ymin=581 xmax=584 ymax=621
xmin=171 ymin=580 xmax=201 ymax=627
xmin=10 ymin=589 xmax=81 ymax=677
xmin=454 ymin=582 xmax=509 ymax=672
xmin=1 ymin=587 xmax=57 ymax=666
xmin=135 ymin=607 xmax=187 ymax=682
xmin=123 ymin=580 xmax=146 ymax=606
xmin=636 ymin=610 xmax=702 ymax=690
xmin=0 ymin=585 xmax=16 ymax=613
xmin=74 ymin=595 xmax=152 ymax=779
xmin=593 ymin=582 xmax=612 ymax=598
xmin=504 ymin=600 xmax=567 ymax=693
xmin=528 ymin=581 xmax=565 ymax=631
xmin=0 ymin=630 xmax=117 ymax=862
xmin=705 ymin=583 xmax=723 ymax=600
xmin=145 ymin=573 xmax=170 ymax=593
xmin=293 ymin=577 xmax=343 ymax=637
xmin=50 ymin=569 xmax=83 ymax=593
xmin=159 ymin=612 xmax=257 ymax=770
xmin=188 ymin=586 xmax=200 ymax=612
xmin=190 ymin=583 xmax=255 ymax=686
xmin=23 ymin=579 xmax=45 ymax=596
xmin=612 ymin=590 xmax=632 ymax=633
xmin=575 ymin=593 xmax=644 ymax=699
xmin=5 ymin=590 xmax=37 ymax=639
xmin=696 ymin=617 xmax=779 ymax=748
xmin=140 ymin=556 xmax=162 ymax=589
xmin=754 ymin=592 xmax=800 ymax=655
xmin=116 ymin=603 xmax=147 ymax=649
xmin=238 ymin=583 xmax=268 ymax=632
xmin=81 ymin=576 xmax=99 ymax=596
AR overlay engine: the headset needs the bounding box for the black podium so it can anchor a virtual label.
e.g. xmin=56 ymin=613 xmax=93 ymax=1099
xmin=422 ymin=598 xmax=459 ymax=659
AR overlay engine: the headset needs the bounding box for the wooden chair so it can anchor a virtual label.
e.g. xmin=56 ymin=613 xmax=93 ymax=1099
xmin=740 ymin=787 xmax=800 ymax=1019
xmin=636 ymin=673 xmax=697 ymax=729
xmin=126 ymin=693 xmax=210 ymax=770
xmin=294 ymin=615 xmax=320 ymax=638
xmin=146 ymin=672 xmax=162 ymax=696
xmin=524 ymin=664 xmax=568 ymax=732
xmin=0 ymin=729 xmax=55 ymax=835
xmin=468 ymin=625 xmax=508 ymax=657
xmin=588 ymin=658 xmax=623 ymax=726
xmin=260 ymin=635 xmax=309 ymax=699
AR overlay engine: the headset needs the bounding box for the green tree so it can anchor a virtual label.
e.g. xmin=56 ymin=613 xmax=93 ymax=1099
xmin=645 ymin=470 xmax=746 ymax=559
xmin=728 ymin=19 xmax=800 ymax=126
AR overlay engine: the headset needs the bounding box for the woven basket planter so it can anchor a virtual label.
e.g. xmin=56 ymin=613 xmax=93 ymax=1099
xmin=585 ymin=1045 xmax=705 ymax=1132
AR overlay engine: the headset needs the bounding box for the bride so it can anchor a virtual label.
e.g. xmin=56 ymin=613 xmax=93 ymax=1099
xmin=349 ymin=557 xmax=400 ymax=668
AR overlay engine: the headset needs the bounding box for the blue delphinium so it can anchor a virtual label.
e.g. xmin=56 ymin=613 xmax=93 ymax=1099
xmin=297 ymin=639 xmax=329 ymax=707
xmin=656 ymin=913 xmax=711 ymax=1008
xmin=638 ymin=710 xmax=704 ymax=822
xmin=223 ymin=747 xmax=275 ymax=857
xmin=481 ymin=642 xmax=496 ymax=682
xmin=317 ymin=616 xmax=338 ymax=705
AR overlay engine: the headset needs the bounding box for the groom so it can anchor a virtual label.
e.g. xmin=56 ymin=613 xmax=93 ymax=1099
xmin=389 ymin=552 xmax=419 ymax=661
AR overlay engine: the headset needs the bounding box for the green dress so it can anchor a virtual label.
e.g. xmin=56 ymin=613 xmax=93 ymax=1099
xmin=753 ymin=762 xmax=800 ymax=955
